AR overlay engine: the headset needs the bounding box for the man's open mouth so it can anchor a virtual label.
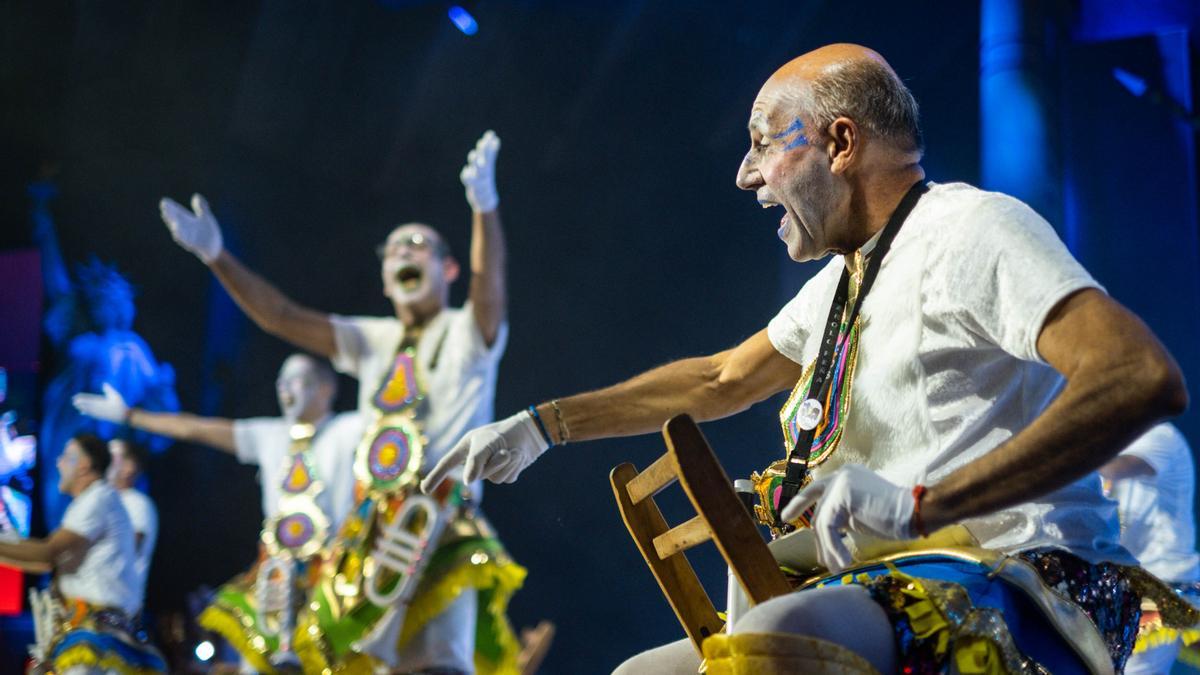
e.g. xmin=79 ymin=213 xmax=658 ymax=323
xmin=396 ymin=264 xmax=423 ymax=291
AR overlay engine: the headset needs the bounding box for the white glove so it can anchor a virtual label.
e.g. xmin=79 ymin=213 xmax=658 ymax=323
xmin=72 ymin=383 xmax=130 ymax=424
xmin=460 ymin=130 xmax=500 ymax=213
xmin=159 ymin=193 xmax=223 ymax=263
xmin=420 ymin=411 xmax=549 ymax=493
xmin=780 ymin=464 xmax=916 ymax=573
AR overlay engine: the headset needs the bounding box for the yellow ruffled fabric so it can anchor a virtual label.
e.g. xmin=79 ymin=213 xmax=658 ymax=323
xmin=290 ymin=554 xmax=527 ymax=674
xmin=398 ymin=553 xmax=527 ymax=675
xmin=1134 ymin=622 xmax=1200 ymax=653
xmin=702 ymin=631 xmax=880 ymax=674
xmin=198 ymin=603 xmax=277 ymax=674
xmin=52 ymin=643 xmax=163 ymax=675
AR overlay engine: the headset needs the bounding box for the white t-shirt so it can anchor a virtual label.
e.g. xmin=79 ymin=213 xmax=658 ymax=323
xmin=57 ymin=481 xmax=142 ymax=615
xmin=331 ymin=304 xmax=508 ymax=477
xmin=330 ymin=305 xmax=506 ymax=672
xmin=118 ymin=488 xmax=158 ymax=596
xmin=231 ymin=412 xmax=362 ymax=529
xmin=768 ymin=182 xmax=1132 ymax=564
xmin=1110 ymin=423 xmax=1200 ymax=582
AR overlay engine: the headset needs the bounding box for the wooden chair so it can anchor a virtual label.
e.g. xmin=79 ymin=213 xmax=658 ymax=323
xmin=610 ymin=414 xmax=792 ymax=654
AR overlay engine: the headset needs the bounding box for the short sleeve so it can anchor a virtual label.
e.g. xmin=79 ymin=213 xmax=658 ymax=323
xmin=446 ymin=302 xmax=508 ymax=367
xmin=60 ymin=489 xmax=105 ymax=542
xmin=767 ymin=260 xmax=842 ymax=365
xmin=1121 ymin=423 xmax=1188 ymax=477
xmin=330 ymin=315 xmax=398 ymax=377
xmin=122 ymin=492 xmax=155 ymax=536
xmin=232 ymin=417 xmax=285 ymax=466
xmin=942 ymin=193 xmax=1101 ymax=363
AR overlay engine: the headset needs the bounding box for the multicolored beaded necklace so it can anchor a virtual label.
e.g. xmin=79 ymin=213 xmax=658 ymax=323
xmin=752 ymin=181 xmax=929 ymax=536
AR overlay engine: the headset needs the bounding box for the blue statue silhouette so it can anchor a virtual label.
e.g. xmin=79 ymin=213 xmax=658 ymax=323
xmin=30 ymin=182 xmax=179 ymax=529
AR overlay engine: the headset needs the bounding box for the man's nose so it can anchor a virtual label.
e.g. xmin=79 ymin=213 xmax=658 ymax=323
xmin=735 ymin=154 xmax=761 ymax=191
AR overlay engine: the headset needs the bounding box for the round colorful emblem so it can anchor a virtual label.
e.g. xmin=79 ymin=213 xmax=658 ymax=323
xmin=276 ymin=512 xmax=315 ymax=549
xmin=368 ymin=429 xmax=410 ymax=483
xmin=354 ymin=416 xmax=424 ymax=494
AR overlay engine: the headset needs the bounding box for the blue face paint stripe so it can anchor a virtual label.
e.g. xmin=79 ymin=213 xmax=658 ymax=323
xmin=783 ymin=135 xmax=809 ymax=150
xmin=771 ymin=118 xmax=809 ymax=151
xmin=771 ymin=118 xmax=806 ymax=138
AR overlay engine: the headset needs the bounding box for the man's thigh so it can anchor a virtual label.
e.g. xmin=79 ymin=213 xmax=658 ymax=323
xmin=733 ymin=584 xmax=895 ymax=673
xmin=611 ymin=637 xmax=699 ymax=675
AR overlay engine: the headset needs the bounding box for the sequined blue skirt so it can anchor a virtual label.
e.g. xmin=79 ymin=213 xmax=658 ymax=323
xmin=816 ymin=548 xmax=1139 ymax=674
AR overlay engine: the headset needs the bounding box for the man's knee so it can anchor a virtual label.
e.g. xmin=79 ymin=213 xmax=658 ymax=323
xmin=611 ymin=637 xmax=699 ymax=675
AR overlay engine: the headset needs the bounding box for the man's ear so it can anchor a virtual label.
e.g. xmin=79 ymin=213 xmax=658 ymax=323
xmin=442 ymin=256 xmax=461 ymax=284
xmin=827 ymin=117 xmax=860 ymax=175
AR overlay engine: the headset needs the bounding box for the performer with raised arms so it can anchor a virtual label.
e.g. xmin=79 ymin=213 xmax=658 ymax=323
xmin=158 ymin=131 xmax=524 ymax=674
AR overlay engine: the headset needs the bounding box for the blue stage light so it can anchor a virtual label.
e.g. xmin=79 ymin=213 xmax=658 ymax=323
xmin=1112 ymin=68 xmax=1148 ymax=98
xmin=448 ymin=6 xmax=478 ymax=35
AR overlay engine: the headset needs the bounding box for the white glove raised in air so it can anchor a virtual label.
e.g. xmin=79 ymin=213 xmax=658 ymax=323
xmin=460 ymin=130 xmax=501 ymax=213
xmin=71 ymin=383 xmax=130 ymax=424
xmin=780 ymin=463 xmax=916 ymax=573
xmin=420 ymin=411 xmax=549 ymax=493
xmin=159 ymin=193 xmax=223 ymax=264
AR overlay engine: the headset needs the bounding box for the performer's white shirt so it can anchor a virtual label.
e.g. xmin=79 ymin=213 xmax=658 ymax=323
xmin=1110 ymin=423 xmax=1200 ymax=582
xmin=330 ymin=304 xmax=507 ymax=672
xmin=331 ymin=303 xmax=508 ymax=479
xmin=57 ymin=480 xmax=142 ymax=615
xmin=232 ymin=412 xmax=362 ymax=529
xmin=768 ymin=181 xmax=1133 ymax=564
xmin=117 ymin=487 xmax=157 ymax=596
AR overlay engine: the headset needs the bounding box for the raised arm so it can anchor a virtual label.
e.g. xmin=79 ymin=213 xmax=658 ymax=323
xmin=921 ymin=289 xmax=1186 ymax=530
xmin=28 ymin=181 xmax=71 ymax=303
xmin=158 ymin=194 xmax=337 ymax=358
xmin=73 ymin=384 xmax=237 ymax=454
xmin=422 ymin=328 xmax=804 ymax=491
xmin=460 ymin=131 xmax=507 ymax=345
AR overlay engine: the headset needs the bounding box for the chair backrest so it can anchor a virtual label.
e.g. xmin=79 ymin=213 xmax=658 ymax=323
xmin=610 ymin=414 xmax=792 ymax=653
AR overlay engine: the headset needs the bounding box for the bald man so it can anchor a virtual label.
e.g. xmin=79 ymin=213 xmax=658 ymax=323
xmin=427 ymin=45 xmax=1187 ymax=673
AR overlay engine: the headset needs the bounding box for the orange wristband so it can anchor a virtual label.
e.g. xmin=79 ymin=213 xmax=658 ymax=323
xmin=911 ymin=484 xmax=928 ymax=538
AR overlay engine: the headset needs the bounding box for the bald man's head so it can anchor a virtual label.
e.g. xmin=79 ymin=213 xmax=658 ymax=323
xmin=763 ymin=44 xmax=923 ymax=155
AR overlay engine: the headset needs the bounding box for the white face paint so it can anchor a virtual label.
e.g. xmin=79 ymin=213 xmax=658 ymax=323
xmin=378 ymin=224 xmax=449 ymax=308
xmin=737 ymin=85 xmax=849 ymax=262
xmin=275 ymin=355 xmax=326 ymax=423
xmin=57 ymin=440 xmax=84 ymax=493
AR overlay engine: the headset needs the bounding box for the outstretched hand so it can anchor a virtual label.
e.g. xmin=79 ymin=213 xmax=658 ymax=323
xmin=72 ymin=383 xmax=130 ymax=424
xmin=460 ymin=130 xmax=501 ymax=213
xmin=159 ymin=193 xmax=223 ymax=264
xmin=780 ymin=463 xmax=917 ymax=573
xmin=420 ymin=411 xmax=548 ymax=493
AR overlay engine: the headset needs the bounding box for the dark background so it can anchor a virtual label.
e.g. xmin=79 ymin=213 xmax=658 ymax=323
xmin=1 ymin=1 xmax=1198 ymax=672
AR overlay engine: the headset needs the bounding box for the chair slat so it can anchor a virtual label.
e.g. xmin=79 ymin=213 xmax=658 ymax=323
xmin=653 ymin=514 xmax=712 ymax=559
xmin=625 ymin=452 xmax=678 ymax=504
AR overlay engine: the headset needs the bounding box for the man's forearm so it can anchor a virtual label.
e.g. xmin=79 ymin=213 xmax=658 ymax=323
xmin=127 ymin=409 xmax=236 ymax=454
xmin=208 ymin=251 xmax=335 ymax=357
xmin=0 ymin=539 xmax=52 ymax=573
xmin=923 ymin=351 xmax=1186 ymax=530
xmin=468 ymin=209 xmax=507 ymax=345
xmin=534 ymin=336 xmax=795 ymax=444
